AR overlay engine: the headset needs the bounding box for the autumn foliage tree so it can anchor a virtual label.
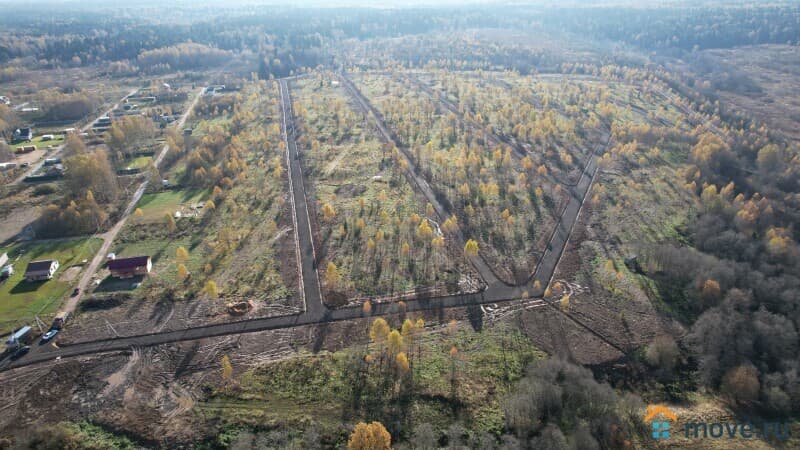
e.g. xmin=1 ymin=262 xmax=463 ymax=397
xmin=63 ymin=150 xmax=119 ymax=203
xmin=347 ymin=422 xmax=391 ymax=450
xmin=204 ymin=280 xmax=219 ymax=298
xmin=177 ymin=263 xmax=189 ymax=281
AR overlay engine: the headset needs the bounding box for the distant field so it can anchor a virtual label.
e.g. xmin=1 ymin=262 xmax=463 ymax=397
xmin=132 ymin=188 xmax=210 ymax=223
xmin=0 ymin=238 xmax=102 ymax=336
xmin=120 ymin=155 xmax=153 ymax=171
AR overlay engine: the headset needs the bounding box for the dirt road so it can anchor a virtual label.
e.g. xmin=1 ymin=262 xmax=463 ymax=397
xmin=278 ymin=79 xmax=326 ymax=319
xmin=0 ymin=76 xmax=611 ymax=372
xmin=63 ymin=88 xmax=202 ymax=317
xmin=337 ymin=73 xmax=503 ymax=288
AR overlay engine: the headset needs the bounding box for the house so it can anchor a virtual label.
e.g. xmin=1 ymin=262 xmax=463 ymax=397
xmin=93 ymin=116 xmax=112 ymax=129
xmin=107 ymin=256 xmax=152 ymax=278
xmin=12 ymin=128 xmax=32 ymax=143
xmin=25 ymin=259 xmax=59 ymax=281
xmin=44 ymin=164 xmax=64 ymax=177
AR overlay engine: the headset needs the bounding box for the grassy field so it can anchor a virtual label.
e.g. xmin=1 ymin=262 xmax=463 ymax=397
xmin=12 ymin=134 xmax=65 ymax=151
xmin=200 ymin=321 xmax=544 ymax=438
xmin=132 ymin=188 xmax=210 ymax=223
xmin=119 ymin=155 xmax=153 ymax=171
xmin=0 ymin=238 xmax=102 ymax=335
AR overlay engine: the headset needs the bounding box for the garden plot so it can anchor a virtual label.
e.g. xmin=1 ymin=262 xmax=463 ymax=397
xmin=352 ymin=72 xmax=568 ymax=284
xmin=292 ymin=74 xmax=470 ymax=302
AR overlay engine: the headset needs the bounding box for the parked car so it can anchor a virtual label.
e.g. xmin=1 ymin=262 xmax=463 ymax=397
xmin=71 ymin=288 xmax=80 ymax=297
xmin=40 ymin=329 xmax=59 ymax=343
xmin=10 ymin=345 xmax=30 ymax=360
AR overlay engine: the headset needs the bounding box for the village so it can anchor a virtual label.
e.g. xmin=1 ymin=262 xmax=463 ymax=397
xmin=0 ymin=80 xmax=205 ymax=362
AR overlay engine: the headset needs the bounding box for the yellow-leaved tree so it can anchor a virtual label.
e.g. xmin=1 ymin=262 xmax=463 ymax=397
xmin=204 ymin=280 xmax=219 ymax=298
xmin=322 ymin=203 xmax=336 ymax=221
xmin=387 ymin=330 xmax=403 ymax=354
xmin=325 ymin=262 xmax=341 ymax=288
xmin=369 ymin=318 xmax=390 ymax=344
xmin=221 ymin=355 xmax=233 ymax=381
xmin=396 ymin=352 xmax=410 ymax=373
xmin=347 ymin=422 xmax=391 ymax=450
xmin=177 ymin=263 xmax=189 ymax=281
xmin=464 ymin=239 xmax=479 ymax=257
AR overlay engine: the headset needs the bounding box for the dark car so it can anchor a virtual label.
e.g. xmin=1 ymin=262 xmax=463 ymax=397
xmin=71 ymin=288 xmax=80 ymax=297
xmin=10 ymin=346 xmax=30 ymax=360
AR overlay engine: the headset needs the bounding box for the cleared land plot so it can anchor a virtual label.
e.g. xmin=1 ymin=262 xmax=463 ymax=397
xmin=353 ymin=72 xmax=567 ymax=284
xmin=133 ymin=188 xmax=210 ymax=223
xmin=698 ymin=45 xmax=800 ymax=143
xmin=200 ymin=321 xmax=544 ymax=437
xmin=0 ymin=238 xmax=101 ymax=335
xmin=545 ymin=93 xmax=700 ymax=355
xmin=292 ymin=75 xmax=468 ymax=300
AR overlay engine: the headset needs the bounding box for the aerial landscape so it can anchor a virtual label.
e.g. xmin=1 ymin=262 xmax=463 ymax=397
xmin=0 ymin=0 xmax=798 ymax=448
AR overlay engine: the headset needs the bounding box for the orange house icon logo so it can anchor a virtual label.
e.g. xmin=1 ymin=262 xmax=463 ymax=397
xmin=645 ymin=405 xmax=678 ymax=439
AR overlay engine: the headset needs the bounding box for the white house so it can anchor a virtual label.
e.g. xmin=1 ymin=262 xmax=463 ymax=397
xmin=24 ymin=259 xmax=59 ymax=282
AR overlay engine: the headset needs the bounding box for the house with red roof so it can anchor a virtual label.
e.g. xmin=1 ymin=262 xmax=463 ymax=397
xmin=107 ymin=256 xmax=152 ymax=279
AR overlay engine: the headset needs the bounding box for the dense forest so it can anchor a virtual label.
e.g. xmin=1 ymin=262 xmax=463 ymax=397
xmin=0 ymin=3 xmax=798 ymax=77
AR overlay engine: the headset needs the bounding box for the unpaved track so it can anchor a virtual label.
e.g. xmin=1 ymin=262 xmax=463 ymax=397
xmin=65 ymin=88 xmax=203 ymax=317
xmin=278 ymin=79 xmax=325 ymax=320
xmin=0 ymin=75 xmax=615 ymax=372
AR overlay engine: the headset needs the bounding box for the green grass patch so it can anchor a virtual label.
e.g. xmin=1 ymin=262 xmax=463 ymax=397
xmin=105 ymin=226 xmax=208 ymax=296
xmin=120 ymin=155 xmax=152 ymax=170
xmin=202 ymin=322 xmax=544 ymax=436
xmin=12 ymin=135 xmax=65 ymax=150
xmin=133 ymin=188 xmax=210 ymax=223
xmin=0 ymin=238 xmax=102 ymax=335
